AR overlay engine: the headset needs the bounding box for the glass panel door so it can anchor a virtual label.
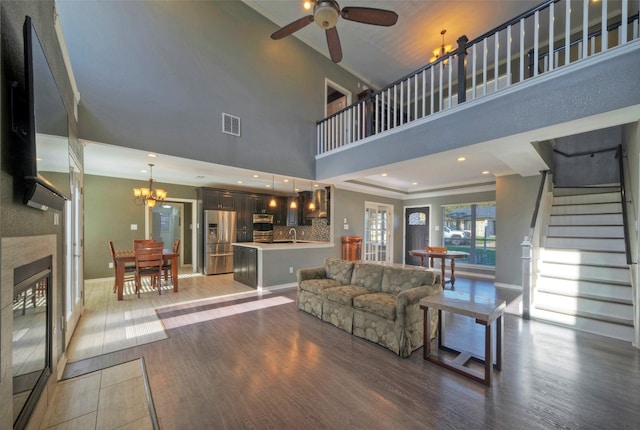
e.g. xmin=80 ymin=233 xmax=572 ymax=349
xmin=364 ymin=202 xmax=393 ymax=263
xmin=65 ymin=156 xmax=83 ymax=348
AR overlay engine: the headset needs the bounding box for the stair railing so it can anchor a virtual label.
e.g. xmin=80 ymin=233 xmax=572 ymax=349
xmin=617 ymin=144 xmax=632 ymax=265
xmin=522 ymin=170 xmax=551 ymax=320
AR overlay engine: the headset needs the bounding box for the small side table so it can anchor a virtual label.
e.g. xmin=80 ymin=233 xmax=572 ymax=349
xmin=420 ymin=291 xmax=505 ymax=386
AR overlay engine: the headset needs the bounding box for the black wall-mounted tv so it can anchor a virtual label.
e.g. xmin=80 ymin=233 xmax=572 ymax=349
xmin=20 ymin=15 xmax=70 ymax=211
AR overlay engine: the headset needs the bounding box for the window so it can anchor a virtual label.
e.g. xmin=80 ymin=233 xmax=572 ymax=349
xmin=442 ymin=202 xmax=496 ymax=266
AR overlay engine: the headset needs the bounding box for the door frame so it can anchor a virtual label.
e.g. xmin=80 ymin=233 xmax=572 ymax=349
xmin=145 ymin=197 xmax=198 ymax=272
xmin=65 ymin=151 xmax=83 ymax=349
xmin=363 ymin=201 xmax=394 ymax=263
xmin=324 ymin=78 xmax=352 ymax=117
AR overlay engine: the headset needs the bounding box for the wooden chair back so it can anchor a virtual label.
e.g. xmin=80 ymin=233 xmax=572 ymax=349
xmin=134 ymin=242 xmax=164 ymax=297
xmin=425 ymin=246 xmax=448 ymax=254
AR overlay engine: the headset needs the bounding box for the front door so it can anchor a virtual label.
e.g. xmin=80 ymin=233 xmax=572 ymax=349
xmin=405 ymin=206 xmax=430 ymax=266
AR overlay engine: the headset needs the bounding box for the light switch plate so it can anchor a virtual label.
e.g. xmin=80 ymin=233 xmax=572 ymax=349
xmin=131 ymin=224 xmax=138 ymax=230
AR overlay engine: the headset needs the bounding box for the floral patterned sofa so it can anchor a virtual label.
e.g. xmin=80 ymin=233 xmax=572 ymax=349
xmin=296 ymin=258 xmax=441 ymax=358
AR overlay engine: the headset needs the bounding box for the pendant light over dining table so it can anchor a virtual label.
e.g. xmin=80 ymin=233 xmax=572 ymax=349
xmin=132 ymin=163 xmax=167 ymax=208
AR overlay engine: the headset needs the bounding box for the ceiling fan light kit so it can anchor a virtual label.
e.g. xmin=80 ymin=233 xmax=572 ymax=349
xmin=315 ymin=1 xmax=339 ymax=29
xmin=270 ymin=0 xmax=398 ymax=63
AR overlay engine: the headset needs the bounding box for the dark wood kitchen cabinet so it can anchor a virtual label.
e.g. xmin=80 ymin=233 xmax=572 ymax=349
xmin=233 ymin=245 xmax=257 ymax=288
xmin=272 ymin=197 xmax=288 ymax=226
xmin=234 ymin=193 xmax=254 ymax=242
xmin=201 ymin=189 xmax=234 ymax=210
xmin=286 ymin=198 xmax=298 ymax=226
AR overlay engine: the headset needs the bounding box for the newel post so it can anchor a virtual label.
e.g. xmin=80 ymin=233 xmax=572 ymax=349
xmin=456 ymin=35 xmax=468 ymax=104
xmin=521 ymin=236 xmax=532 ymax=320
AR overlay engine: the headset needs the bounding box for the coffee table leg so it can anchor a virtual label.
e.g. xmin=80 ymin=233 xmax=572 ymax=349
xmin=422 ymin=306 xmax=431 ymax=360
xmin=484 ymin=322 xmax=492 ymax=386
xmin=496 ymin=314 xmax=503 ymax=370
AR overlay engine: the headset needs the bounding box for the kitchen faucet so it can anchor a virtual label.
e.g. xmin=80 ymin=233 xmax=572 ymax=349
xmin=289 ymin=228 xmax=297 ymax=243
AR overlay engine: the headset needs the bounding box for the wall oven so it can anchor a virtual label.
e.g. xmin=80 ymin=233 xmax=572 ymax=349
xmin=252 ymin=213 xmax=274 ymax=243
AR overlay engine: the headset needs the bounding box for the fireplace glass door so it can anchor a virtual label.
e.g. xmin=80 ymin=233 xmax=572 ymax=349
xmin=13 ymin=256 xmax=51 ymax=429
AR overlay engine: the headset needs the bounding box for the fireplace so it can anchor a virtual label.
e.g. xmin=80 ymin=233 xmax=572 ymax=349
xmin=1 ymin=235 xmax=56 ymax=430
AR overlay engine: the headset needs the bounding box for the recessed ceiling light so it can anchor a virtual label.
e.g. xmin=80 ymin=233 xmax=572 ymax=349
xmin=266 ymin=184 xmax=271 ymax=188
xmin=147 ymin=153 xmax=157 ymax=158
xmin=412 ymin=181 xmax=418 ymax=185
xmin=237 ymin=180 xmax=243 ymax=184
xmin=283 ymin=179 xmax=289 ymax=183
xmin=313 ymin=183 xmax=319 ymax=187
xmin=457 ymin=156 xmax=466 ymax=162
xmin=482 ymin=170 xmax=491 ymax=175
xmin=252 ymin=174 xmax=259 ymax=178
xmin=381 ymin=173 xmax=388 ymax=177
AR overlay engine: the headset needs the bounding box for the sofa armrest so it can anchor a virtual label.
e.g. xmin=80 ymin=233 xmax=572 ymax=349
xmin=396 ymin=284 xmax=441 ymax=326
xmin=296 ymin=266 xmax=326 ymax=284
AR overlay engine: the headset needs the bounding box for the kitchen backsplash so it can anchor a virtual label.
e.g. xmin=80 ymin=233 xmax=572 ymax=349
xmin=273 ymin=218 xmax=331 ymax=242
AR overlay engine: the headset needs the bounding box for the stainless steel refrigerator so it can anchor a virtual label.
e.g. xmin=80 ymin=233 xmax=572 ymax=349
xmin=204 ymin=210 xmax=237 ymax=275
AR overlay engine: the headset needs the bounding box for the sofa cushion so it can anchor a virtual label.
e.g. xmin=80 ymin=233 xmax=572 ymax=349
xmin=300 ymin=278 xmax=342 ymax=295
xmin=381 ymin=268 xmax=428 ymax=295
xmin=353 ymin=292 xmax=397 ymax=321
xmin=351 ymin=263 xmax=385 ymax=291
xmin=325 ymin=258 xmax=355 ymax=285
xmin=323 ymin=285 xmax=371 ymax=306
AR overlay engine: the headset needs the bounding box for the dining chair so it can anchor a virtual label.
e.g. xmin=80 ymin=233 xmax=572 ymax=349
xmin=162 ymin=239 xmax=180 ymax=282
xmin=425 ymin=247 xmax=448 ymax=268
xmin=134 ymin=242 xmax=164 ymax=298
xmin=109 ymin=241 xmax=136 ymax=293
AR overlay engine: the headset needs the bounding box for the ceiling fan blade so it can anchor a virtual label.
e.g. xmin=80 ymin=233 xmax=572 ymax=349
xmin=270 ymin=15 xmax=314 ymax=40
xmin=325 ymin=27 xmax=342 ymax=63
xmin=340 ymin=7 xmax=398 ymax=27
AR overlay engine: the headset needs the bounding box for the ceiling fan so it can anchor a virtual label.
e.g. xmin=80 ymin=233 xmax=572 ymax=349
xmin=270 ymin=0 xmax=398 ymax=63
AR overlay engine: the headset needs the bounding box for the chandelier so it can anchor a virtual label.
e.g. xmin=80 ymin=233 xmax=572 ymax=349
xmin=430 ymin=29 xmax=452 ymax=63
xmin=133 ymin=163 xmax=167 ymax=208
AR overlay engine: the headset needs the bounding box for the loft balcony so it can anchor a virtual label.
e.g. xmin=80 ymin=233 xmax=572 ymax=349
xmin=315 ymin=0 xmax=640 ymax=178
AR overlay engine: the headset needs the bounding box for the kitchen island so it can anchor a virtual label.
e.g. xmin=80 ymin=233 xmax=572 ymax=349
xmin=232 ymin=241 xmax=336 ymax=289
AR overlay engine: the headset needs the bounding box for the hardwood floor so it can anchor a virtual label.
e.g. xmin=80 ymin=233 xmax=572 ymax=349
xmin=60 ymin=276 xmax=640 ymax=429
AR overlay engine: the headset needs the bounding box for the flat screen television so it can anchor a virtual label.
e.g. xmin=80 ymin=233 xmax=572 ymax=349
xmin=20 ymin=15 xmax=70 ymax=211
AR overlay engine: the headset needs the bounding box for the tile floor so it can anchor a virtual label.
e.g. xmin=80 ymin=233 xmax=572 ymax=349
xmin=39 ymin=359 xmax=153 ymax=430
xmin=37 ymin=270 xmax=256 ymax=430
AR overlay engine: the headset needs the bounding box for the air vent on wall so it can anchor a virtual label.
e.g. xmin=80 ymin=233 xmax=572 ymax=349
xmin=222 ymin=113 xmax=240 ymax=137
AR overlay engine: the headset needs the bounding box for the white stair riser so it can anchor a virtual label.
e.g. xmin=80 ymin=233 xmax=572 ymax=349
xmin=536 ymin=277 xmax=632 ymax=303
xmin=549 ymin=213 xmax=622 ymax=226
xmin=539 ymin=249 xmax=627 ymax=266
xmin=533 ymin=309 xmax=634 ymax=342
xmin=551 ymin=203 xmax=621 ymax=215
xmin=545 ymin=237 xmax=625 ymax=252
xmin=553 ymin=192 xmax=620 ymax=205
xmin=538 ymin=262 xmax=629 ymax=283
xmin=547 ymin=225 xmax=624 ymax=238
xmin=535 ymin=292 xmax=634 ymax=321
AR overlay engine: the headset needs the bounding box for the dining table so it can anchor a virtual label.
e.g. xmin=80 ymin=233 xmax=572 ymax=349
xmin=408 ymin=249 xmax=469 ymax=287
xmin=114 ymin=249 xmax=179 ymax=300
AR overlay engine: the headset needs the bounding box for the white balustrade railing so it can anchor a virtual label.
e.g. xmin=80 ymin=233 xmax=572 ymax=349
xmin=316 ymin=0 xmax=639 ymax=156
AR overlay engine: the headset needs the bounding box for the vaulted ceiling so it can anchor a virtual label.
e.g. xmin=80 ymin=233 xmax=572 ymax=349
xmin=61 ymin=1 xmax=622 ymax=198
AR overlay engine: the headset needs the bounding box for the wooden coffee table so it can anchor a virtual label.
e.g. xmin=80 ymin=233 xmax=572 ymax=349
xmin=420 ymin=290 xmax=505 ymax=386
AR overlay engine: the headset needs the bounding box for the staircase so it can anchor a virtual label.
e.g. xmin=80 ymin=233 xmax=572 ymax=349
xmin=534 ymin=188 xmax=634 ymax=342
